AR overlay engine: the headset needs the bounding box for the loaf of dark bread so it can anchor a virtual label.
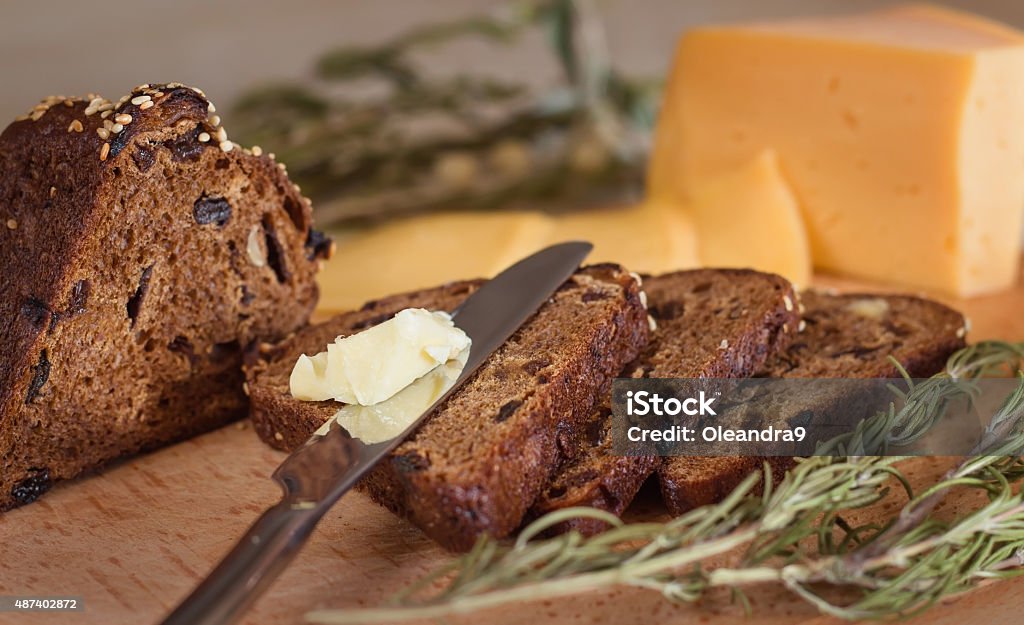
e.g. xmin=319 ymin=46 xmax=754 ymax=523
xmin=245 ymin=264 xmax=650 ymax=550
xmin=0 ymin=84 xmax=330 ymax=511
xmin=657 ymin=290 xmax=967 ymax=515
xmin=529 ymin=269 xmax=799 ymax=534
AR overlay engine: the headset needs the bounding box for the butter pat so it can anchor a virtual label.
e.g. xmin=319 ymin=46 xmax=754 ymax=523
xmin=316 ymin=350 xmax=468 ymax=443
xmin=290 ymin=308 xmax=471 ymax=406
xmin=650 ymin=4 xmax=1024 ymax=296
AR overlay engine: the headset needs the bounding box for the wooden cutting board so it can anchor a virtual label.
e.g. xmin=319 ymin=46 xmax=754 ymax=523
xmin=2 ymin=258 xmax=1023 ymax=625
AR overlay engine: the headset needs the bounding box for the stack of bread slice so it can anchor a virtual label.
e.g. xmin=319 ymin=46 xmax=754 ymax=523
xmin=245 ymin=265 xmax=967 ymax=550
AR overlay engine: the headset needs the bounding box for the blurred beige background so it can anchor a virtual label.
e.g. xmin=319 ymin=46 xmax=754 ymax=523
xmin=3 ymin=0 xmax=1024 ymax=121
xmin=4 ymin=0 xmax=1024 ymax=244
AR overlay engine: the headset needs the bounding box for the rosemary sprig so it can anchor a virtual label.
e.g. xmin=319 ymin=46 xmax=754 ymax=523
xmin=816 ymin=340 xmax=1024 ymax=455
xmin=306 ymin=341 xmax=1024 ymax=623
xmin=230 ymin=0 xmax=659 ymax=226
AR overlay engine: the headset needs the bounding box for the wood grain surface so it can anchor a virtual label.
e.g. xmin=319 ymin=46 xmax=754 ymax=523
xmin=1 ymin=258 xmax=1022 ymax=625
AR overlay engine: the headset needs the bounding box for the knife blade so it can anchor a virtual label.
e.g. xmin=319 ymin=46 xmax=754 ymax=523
xmin=160 ymin=241 xmax=593 ymax=625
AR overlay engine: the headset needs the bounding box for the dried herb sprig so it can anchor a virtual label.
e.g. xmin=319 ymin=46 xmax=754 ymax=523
xmin=231 ymin=0 xmax=660 ymax=226
xmin=816 ymin=340 xmax=1024 ymax=455
xmin=306 ymin=341 xmax=1024 ymax=623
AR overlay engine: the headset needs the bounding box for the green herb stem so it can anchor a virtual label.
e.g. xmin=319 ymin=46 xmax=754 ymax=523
xmin=308 ymin=341 xmax=1024 ymax=624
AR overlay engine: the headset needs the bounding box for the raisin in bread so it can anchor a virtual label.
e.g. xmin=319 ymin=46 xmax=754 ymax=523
xmin=529 ymin=269 xmax=799 ymax=534
xmin=245 ymin=264 xmax=649 ymax=551
xmin=0 ymin=84 xmax=330 ymax=511
xmin=657 ymin=290 xmax=967 ymax=515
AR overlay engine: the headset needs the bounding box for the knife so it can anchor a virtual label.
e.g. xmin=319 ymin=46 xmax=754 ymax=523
xmin=160 ymin=241 xmax=593 ymax=625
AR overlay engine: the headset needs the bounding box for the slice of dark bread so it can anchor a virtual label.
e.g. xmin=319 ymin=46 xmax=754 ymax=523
xmin=759 ymin=291 xmax=966 ymax=378
xmin=245 ymin=264 xmax=650 ymax=551
xmin=529 ymin=269 xmax=799 ymax=534
xmin=657 ymin=290 xmax=967 ymax=515
xmin=0 ymin=84 xmax=329 ymax=511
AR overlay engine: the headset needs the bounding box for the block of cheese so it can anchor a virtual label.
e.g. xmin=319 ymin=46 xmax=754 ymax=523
xmin=317 ymin=211 xmax=553 ymax=312
xmin=543 ymin=202 xmax=698 ymax=274
xmin=649 ymin=4 xmax=1024 ymax=296
xmin=682 ymin=150 xmax=811 ymax=287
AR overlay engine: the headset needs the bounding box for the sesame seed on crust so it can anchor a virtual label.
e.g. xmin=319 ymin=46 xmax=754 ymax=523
xmin=14 ymin=83 xmax=268 ymax=166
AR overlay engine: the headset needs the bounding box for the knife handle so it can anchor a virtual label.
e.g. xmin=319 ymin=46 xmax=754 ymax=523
xmin=160 ymin=499 xmax=324 ymax=625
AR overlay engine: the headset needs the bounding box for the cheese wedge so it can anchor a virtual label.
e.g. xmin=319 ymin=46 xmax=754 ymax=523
xmin=543 ymin=202 xmax=698 ymax=274
xmin=317 ymin=211 xmax=554 ymax=312
xmin=650 ymin=4 xmax=1024 ymax=296
xmin=682 ymin=150 xmax=811 ymax=287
